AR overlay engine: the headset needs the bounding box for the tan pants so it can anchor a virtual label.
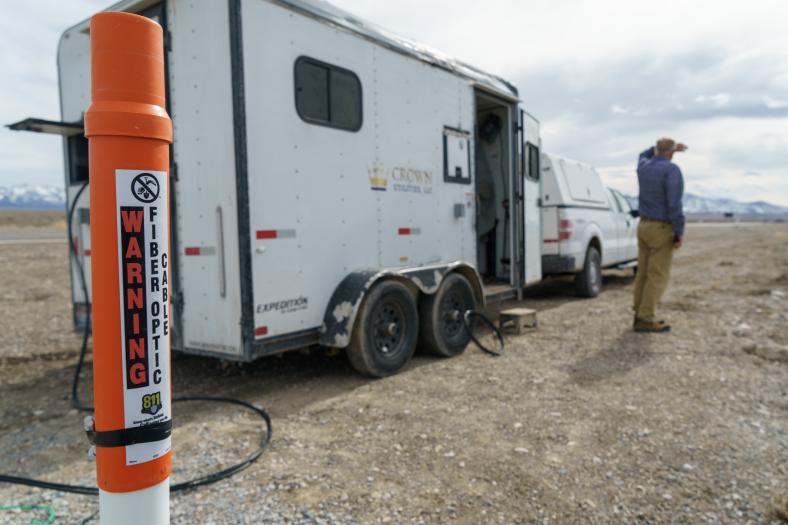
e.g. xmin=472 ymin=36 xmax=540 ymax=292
xmin=633 ymin=220 xmax=675 ymax=322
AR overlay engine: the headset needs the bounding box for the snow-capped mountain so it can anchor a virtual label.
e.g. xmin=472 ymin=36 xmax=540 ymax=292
xmin=624 ymin=193 xmax=788 ymax=217
xmin=681 ymin=194 xmax=788 ymax=215
xmin=0 ymin=184 xmax=66 ymax=210
xmin=0 ymin=183 xmax=785 ymax=216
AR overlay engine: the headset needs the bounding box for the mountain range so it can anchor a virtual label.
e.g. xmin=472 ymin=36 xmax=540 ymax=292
xmin=1 ymin=184 xmax=786 ymax=217
xmin=0 ymin=184 xmax=65 ymax=210
xmin=623 ymin=193 xmax=788 ymax=217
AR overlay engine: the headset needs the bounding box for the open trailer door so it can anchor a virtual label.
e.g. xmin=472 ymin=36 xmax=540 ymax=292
xmin=521 ymin=109 xmax=542 ymax=285
xmin=6 ymin=117 xmax=93 ymax=327
xmin=6 ymin=1 xmax=169 ymax=331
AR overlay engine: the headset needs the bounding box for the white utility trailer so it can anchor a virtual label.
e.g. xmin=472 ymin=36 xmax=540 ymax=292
xmin=10 ymin=0 xmax=543 ymax=376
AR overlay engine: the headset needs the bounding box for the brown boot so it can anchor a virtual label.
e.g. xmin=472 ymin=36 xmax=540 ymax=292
xmin=634 ymin=319 xmax=671 ymax=333
xmin=633 ymin=316 xmax=667 ymax=327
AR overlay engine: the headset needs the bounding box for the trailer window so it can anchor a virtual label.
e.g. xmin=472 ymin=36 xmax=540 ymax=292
xmin=525 ymin=142 xmax=540 ymax=181
xmin=68 ymin=135 xmax=89 ymax=184
xmin=443 ymin=127 xmax=471 ymax=184
xmin=294 ymin=57 xmax=362 ymax=132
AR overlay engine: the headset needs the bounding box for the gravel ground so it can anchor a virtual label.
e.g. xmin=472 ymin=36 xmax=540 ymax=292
xmin=1 ymin=222 xmax=787 ymax=524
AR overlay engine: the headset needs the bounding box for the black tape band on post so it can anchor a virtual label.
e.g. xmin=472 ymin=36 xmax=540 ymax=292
xmin=87 ymin=420 xmax=173 ymax=448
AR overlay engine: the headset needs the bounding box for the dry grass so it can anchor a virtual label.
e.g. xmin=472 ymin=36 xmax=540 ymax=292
xmin=0 ymin=210 xmax=65 ymax=229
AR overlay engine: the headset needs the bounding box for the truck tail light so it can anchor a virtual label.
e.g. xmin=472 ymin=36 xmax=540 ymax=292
xmin=559 ymin=219 xmax=573 ymax=241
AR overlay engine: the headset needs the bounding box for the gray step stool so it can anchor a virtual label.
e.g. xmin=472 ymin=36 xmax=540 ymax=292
xmin=499 ymin=307 xmax=538 ymax=334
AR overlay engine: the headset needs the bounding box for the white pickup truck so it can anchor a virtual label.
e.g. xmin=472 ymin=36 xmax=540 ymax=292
xmin=540 ymin=153 xmax=639 ymax=297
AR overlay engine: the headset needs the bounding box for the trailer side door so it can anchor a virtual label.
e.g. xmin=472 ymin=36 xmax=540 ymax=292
xmin=168 ymin=0 xmax=245 ymax=358
xmin=521 ymin=110 xmax=542 ymax=285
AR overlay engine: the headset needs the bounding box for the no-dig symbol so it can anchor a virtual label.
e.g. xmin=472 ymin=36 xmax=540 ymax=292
xmin=131 ymin=173 xmax=160 ymax=203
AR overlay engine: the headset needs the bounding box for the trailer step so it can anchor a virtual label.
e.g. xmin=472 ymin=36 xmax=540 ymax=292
xmin=499 ymin=307 xmax=538 ymax=335
xmin=483 ymin=284 xmax=518 ymax=303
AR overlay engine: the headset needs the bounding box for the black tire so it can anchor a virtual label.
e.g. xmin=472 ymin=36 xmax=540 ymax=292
xmin=575 ymin=246 xmax=602 ymax=298
xmin=418 ymin=273 xmax=478 ymax=357
xmin=346 ymin=280 xmax=419 ymax=378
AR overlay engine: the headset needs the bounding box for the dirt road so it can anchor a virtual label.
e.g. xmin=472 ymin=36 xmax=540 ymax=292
xmin=1 ymin=222 xmax=787 ymax=524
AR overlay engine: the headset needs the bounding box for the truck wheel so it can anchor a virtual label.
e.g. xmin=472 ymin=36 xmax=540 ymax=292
xmin=575 ymin=246 xmax=602 ymax=298
xmin=418 ymin=273 xmax=477 ymax=357
xmin=346 ymin=280 xmax=418 ymax=378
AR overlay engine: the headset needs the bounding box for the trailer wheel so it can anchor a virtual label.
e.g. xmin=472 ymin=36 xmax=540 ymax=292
xmin=418 ymin=273 xmax=477 ymax=357
xmin=575 ymin=245 xmax=602 ymax=298
xmin=346 ymin=280 xmax=418 ymax=378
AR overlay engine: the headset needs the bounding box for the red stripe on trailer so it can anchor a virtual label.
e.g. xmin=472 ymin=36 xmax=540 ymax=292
xmin=254 ymin=326 xmax=269 ymax=337
xmin=184 ymin=246 xmax=217 ymax=256
xmin=256 ymin=229 xmax=296 ymax=239
xmin=543 ymin=239 xmax=559 ymax=243
xmin=398 ymin=228 xmax=411 ymax=235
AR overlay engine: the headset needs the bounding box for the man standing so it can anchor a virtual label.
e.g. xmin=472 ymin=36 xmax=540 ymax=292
xmin=632 ymin=138 xmax=686 ymax=332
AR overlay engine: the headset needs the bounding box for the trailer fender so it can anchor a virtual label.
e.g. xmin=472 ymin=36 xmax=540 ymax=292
xmin=320 ymin=262 xmax=484 ymax=348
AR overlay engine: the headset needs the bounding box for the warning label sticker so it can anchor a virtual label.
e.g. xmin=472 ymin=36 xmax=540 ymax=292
xmin=116 ymin=169 xmax=172 ymax=466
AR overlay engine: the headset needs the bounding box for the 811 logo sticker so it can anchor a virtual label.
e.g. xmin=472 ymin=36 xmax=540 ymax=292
xmin=141 ymin=391 xmax=163 ymax=415
xmin=116 ymin=169 xmax=172 ymax=466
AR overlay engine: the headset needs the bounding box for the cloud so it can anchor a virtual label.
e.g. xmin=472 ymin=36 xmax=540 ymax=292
xmin=507 ymin=46 xmax=788 ymax=204
xmin=763 ymin=96 xmax=788 ymax=109
xmin=594 ymin=116 xmax=788 ymax=204
xmin=1 ymin=0 xmax=787 ymax=206
xmin=695 ymin=93 xmax=731 ymax=107
xmin=0 ymin=1 xmax=106 ymax=187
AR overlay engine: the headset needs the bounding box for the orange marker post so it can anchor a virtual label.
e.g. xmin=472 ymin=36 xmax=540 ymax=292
xmin=85 ymin=12 xmax=173 ymax=524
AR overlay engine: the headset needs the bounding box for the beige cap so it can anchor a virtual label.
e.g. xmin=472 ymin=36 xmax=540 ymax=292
xmin=656 ymin=137 xmax=676 ymax=154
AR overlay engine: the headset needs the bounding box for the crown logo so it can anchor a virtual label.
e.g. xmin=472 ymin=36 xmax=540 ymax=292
xmin=368 ymin=162 xmax=387 ymax=191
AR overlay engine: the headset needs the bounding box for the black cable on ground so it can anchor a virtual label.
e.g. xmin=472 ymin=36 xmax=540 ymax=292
xmin=0 ymin=474 xmax=97 ymax=497
xmin=463 ymin=310 xmax=505 ymax=356
xmin=1 ymin=183 xmax=272 ymax=498
xmin=0 ymin=395 xmax=272 ymax=497
xmin=169 ymin=396 xmax=272 ymax=492
xmin=66 ymin=182 xmax=93 ymax=413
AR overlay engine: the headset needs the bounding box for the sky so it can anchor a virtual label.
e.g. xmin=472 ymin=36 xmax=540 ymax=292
xmin=1 ymin=0 xmax=787 ymax=205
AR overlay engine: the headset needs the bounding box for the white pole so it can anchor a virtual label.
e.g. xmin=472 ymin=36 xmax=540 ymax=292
xmin=100 ymin=480 xmax=170 ymax=525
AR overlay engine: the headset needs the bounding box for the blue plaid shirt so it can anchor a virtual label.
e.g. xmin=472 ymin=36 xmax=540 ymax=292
xmin=637 ymin=148 xmax=685 ymax=238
